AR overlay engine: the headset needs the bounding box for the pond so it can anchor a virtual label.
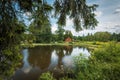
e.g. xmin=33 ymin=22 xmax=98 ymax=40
xmin=12 ymin=45 xmax=90 ymax=80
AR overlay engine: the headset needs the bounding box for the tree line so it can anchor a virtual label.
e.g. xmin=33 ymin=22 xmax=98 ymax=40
xmin=25 ymin=29 xmax=120 ymax=43
xmin=73 ymin=32 xmax=120 ymax=42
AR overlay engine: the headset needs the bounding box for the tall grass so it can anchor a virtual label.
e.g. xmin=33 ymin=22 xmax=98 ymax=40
xmin=92 ymin=42 xmax=120 ymax=80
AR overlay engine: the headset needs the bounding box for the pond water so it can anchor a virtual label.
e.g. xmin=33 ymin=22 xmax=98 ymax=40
xmin=13 ymin=45 xmax=90 ymax=80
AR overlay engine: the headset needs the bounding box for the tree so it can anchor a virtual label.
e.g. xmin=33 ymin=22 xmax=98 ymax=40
xmin=0 ymin=19 xmax=26 ymax=78
xmin=36 ymin=26 xmax=52 ymax=43
xmin=55 ymin=26 xmax=65 ymax=41
xmin=28 ymin=0 xmax=52 ymax=43
xmin=54 ymin=0 xmax=98 ymax=31
xmin=110 ymin=33 xmax=120 ymax=42
xmin=64 ymin=30 xmax=73 ymax=40
xmin=94 ymin=32 xmax=111 ymax=41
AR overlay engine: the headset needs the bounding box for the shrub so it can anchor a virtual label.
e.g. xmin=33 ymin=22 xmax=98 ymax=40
xmin=74 ymin=53 xmax=103 ymax=80
xmin=39 ymin=72 xmax=56 ymax=80
xmin=92 ymin=42 xmax=120 ymax=80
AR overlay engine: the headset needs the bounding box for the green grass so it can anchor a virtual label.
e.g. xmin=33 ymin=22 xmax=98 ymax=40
xmin=21 ymin=41 xmax=120 ymax=50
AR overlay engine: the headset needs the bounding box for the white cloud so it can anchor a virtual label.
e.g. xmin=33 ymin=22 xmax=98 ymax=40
xmin=77 ymin=22 xmax=120 ymax=36
xmin=51 ymin=24 xmax=57 ymax=33
xmin=114 ymin=7 xmax=120 ymax=14
xmin=66 ymin=17 xmax=73 ymax=27
xmin=94 ymin=22 xmax=120 ymax=33
xmin=95 ymin=11 xmax=102 ymax=17
xmin=23 ymin=12 xmax=32 ymax=17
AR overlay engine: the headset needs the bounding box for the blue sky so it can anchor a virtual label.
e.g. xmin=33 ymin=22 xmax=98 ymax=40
xmin=51 ymin=0 xmax=120 ymax=36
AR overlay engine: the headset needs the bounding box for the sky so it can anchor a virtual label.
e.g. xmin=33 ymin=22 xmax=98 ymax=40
xmin=51 ymin=0 xmax=120 ymax=36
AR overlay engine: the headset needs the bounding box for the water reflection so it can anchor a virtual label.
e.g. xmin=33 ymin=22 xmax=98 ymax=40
xmin=13 ymin=49 xmax=41 ymax=80
xmin=13 ymin=46 xmax=90 ymax=80
xmin=62 ymin=47 xmax=90 ymax=69
xmin=62 ymin=55 xmax=75 ymax=69
xmin=71 ymin=47 xmax=90 ymax=57
xmin=21 ymin=49 xmax=32 ymax=73
xmin=48 ymin=50 xmax=59 ymax=70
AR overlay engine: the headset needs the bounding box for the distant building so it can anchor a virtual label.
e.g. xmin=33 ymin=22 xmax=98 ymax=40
xmin=65 ymin=37 xmax=72 ymax=42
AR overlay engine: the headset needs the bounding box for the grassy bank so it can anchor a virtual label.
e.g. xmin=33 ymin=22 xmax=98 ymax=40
xmin=21 ymin=41 xmax=117 ymax=50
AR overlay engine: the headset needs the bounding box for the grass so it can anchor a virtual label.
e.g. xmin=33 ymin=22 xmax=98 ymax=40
xmin=21 ymin=41 xmax=116 ymax=50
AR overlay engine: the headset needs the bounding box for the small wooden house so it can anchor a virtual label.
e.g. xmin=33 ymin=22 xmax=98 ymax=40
xmin=65 ymin=37 xmax=72 ymax=42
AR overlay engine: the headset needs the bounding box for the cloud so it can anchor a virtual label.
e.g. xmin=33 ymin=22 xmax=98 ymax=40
xmin=64 ymin=18 xmax=120 ymax=36
xmin=51 ymin=19 xmax=120 ymax=36
xmin=95 ymin=11 xmax=102 ymax=17
xmin=114 ymin=25 xmax=120 ymax=33
xmin=95 ymin=22 xmax=120 ymax=33
xmin=66 ymin=17 xmax=73 ymax=27
xmin=114 ymin=7 xmax=120 ymax=14
xmin=51 ymin=24 xmax=57 ymax=33
xmin=23 ymin=12 xmax=32 ymax=17
xmin=77 ymin=22 xmax=120 ymax=36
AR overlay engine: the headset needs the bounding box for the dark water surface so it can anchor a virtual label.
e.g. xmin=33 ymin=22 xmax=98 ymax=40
xmin=13 ymin=45 xmax=90 ymax=80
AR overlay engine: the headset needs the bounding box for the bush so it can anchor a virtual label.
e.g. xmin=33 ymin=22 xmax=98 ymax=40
xmin=74 ymin=54 xmax=103 ymax=80
xmin=73 ymin=42 xmax=120 ymax=80
xmin=92 ymin=41 xmax=96 ymax=45
xmin=59 ymin=77 xmax=73 ymax=80
xmin=92 ymin=42 xmax=120 ymax=80
xmin=39 ymin=72 xmax=56 ymax=80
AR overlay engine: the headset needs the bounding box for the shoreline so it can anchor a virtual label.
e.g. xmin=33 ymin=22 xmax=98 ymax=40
xmin=21 ymin=41 xmax=108 ymax=50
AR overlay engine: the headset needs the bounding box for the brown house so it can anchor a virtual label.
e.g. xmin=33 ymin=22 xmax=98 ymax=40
xmin=65 ymin=37 xmax=72 ymax=42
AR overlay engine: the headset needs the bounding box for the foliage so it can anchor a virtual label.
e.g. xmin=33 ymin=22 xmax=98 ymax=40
xmin=59 ymin=77 xmax=73 ymax=80
xmin=0 ymin=46 xmax=22 ymax=79
xmin=31 ymin=0 xmax=52 ymax=29
xmin=29 ymin=23 xmax=52 ymax=43
xmin=64 ymin=30 xmax=73 ymax=39
xmin=74 ymin=32 xmax=120 ymax=42
xmin=28 ymin=0 xmax=52 ymax=43
xmin=110 ymin=33 xmax=120 ymax=41
xmin=54 ymin=0 xmax=98 ymax=31
xmin=92 ymin=42 xmax=120 ymax=80
xmin=55 ymin=26 xmax=65 ymax=41
xmin=0 ymin=20 xmax=25 ymax=79
xmin=73 ymin=54 xmax=103 ymax=80
xmin=57 ymin=42 xmax=120 ymax=80
xmin=39 ymin=72 xmax=56 ymax=80
xmin=93 ymin=32 xmax=111 ymax=41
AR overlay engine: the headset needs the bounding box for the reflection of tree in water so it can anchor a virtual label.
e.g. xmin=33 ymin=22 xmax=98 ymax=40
xmin=53 ymin=45 xmax=73 ymax=55
xmin=78 ymin=46 xmax=90 ymax=52
xmin=13 ymin=49 xmax=41 ymax=80
xmin=64 ymin=46 xmax=73 ymax=55
xmin=53 ymin=46 xmax=73 ymax=69
xmin=28 ymin=46 xmax=54 ymax=69
xmin=48 ymin=50 xmax=59 ymax=70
